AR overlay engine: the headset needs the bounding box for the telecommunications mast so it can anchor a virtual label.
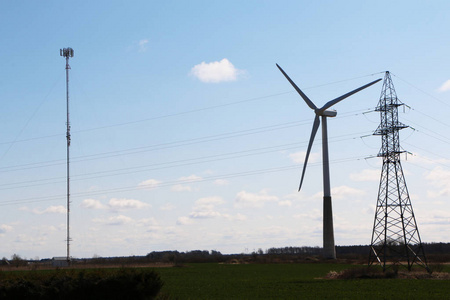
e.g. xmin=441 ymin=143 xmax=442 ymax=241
xmin=60 ymin=47 xmax=74 ymax=264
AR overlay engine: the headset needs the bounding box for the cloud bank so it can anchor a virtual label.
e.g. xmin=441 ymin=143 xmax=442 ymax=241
xmin=235 ymin=190 xmax=278 ymax=208
xmin=81 ymin=198 xmax=150 ymax=210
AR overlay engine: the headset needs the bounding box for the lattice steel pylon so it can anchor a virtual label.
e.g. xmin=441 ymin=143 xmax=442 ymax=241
xmin=369 ymin=71 xmax=429 ymax=272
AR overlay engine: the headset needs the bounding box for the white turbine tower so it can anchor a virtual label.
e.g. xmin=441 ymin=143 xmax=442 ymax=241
xmin=277 ymin=64 xmax=381 ymax=259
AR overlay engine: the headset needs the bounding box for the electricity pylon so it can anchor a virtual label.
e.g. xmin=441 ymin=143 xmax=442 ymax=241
xmin=369 ymin=71 xmax=429 ymax=272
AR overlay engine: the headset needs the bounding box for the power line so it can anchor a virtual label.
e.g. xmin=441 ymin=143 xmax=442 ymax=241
xmin=404 ymin=142 xmax=450 ymax=169
xmin=0 ymin=130 xmax=372 ymax=191
xmin=0 ymin=82 xmax=375 ymax=146
xmin=0 ymin=91 xmax=293 ymax=146
xmin=0 ymin=154 xmax=367 ymax=207
xmin=391 ymin=72 xmax=450 ymax=109
xmin=403 ymin=117 xmax=450 ymax=145
xmin=408 ymin=107 xmax=450 ymax=129
xmin=0 ymin=133 xmax=62 ymax=146
xmin=0 ymin=108 xmax=371 ymax=173
xmin=0 ymin=74 xmax=63 ymax=158
xmin=69 ymin=72 xmax=383 ymax=134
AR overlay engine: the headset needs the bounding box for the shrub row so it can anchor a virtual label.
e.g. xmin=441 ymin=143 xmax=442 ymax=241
xmin=0 ymin=268 xmax=163 ymax=300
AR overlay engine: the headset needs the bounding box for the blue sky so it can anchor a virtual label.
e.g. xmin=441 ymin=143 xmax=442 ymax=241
xmin=0 ymin=0 xmax=449 ymax=259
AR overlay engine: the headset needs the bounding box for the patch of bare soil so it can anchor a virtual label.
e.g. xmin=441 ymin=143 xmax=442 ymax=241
xmin=325 ymin=268 xmax=450 ymax=280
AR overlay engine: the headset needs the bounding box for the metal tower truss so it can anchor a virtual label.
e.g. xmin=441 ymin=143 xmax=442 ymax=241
xmin=61 ymin=47 xmax=74 ymax=264
xmin=369 ymin=71 xmax=429 ymax=272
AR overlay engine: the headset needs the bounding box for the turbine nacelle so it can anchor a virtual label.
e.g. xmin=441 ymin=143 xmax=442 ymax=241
xmin=317 ymin=109 xmax=337 ymax=117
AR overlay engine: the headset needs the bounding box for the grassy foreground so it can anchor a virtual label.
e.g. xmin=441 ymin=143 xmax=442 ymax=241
xmin=156 ymin=263 xmax=450 ymax=299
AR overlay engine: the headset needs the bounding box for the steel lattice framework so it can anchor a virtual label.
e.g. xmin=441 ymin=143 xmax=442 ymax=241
xmin=369 ymin=71 xmax=429 ymax=271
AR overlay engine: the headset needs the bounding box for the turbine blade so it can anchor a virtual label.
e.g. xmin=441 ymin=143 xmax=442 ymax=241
xmin=299 ymin=115 xmax=320 ymax=191
xmin=276 ymin=64 xmax=317 ymax=110
xmin=318 ymin=78 xmax=382 ymax=113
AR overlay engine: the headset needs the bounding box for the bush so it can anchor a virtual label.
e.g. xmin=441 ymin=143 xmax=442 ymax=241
xmin=327 ymin=267 xmax=400 ymax=279
xmin=428 ymin=263 xmax=444 ymax=273
xmin=10 ymin=254 xmax=27 ymax=268
xmin=0 ymin=268 xmax=163 ymax=300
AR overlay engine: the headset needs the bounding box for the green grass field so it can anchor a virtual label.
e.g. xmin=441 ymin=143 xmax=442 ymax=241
xmin=156 ymin=263 xmax=450 ymax=299
xmin=1 ymin=263 xmax=449 ymax=299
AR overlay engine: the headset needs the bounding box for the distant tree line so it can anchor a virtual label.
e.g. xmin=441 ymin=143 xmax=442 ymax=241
xmin=2 ymin=242 xmax=448 ymax=268
xmin=266 ymin=246 xmax=322 ymax=255
xmin=146 ymin=250 xmax=225 ymax=264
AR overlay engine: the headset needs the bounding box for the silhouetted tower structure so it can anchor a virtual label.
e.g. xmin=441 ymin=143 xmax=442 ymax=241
xmin=60 ymin=47 xmax=74 ymax=264
xmin=369 ymin=71 xmax=429 ymax=271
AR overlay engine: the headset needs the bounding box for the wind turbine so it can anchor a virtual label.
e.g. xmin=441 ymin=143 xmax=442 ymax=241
xmin=277 ymin=64 xmax=381 ymax=259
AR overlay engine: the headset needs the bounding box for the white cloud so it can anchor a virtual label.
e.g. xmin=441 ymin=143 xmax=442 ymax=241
xmin=195 ymin=196 xmax=224 ymax=206
xmin=108 ymin=198 xmax=150 ymax=210
xmin=94 ymin=215 xmax=133 ymax=226
xmin=235 ymin=213 xmax=247 ymax=221
xmin=138 ymin=179 xmax=161 ymax=190
xmin=426 ymin=166 xmax=450 ymax=185
xmin=283 ymin=192 xmax=308 ymax=202
xmin=222 ymin=213 xmax=247 ymax=221
xmin=419 ymin=210 xmax=450 ymax=225
xmin=81 ymin=199 xmax=107 ymax=210
xmin=331 ymin=185 xmax=366 ymax=200
xmin=289 ymin=151 xmax=320 ymax=164
xmin=171 ymin=184 xmax=192 ymax=192
xmin=190 ymin=58 xmax=244 ymax=83
xmin=31 ymin=224 xmax=58 ymax=233
xmin=425 ymin=166 xmax=450 ymax=198
xmin=278 ymin=200 xmax=292 ymax=207
xmin=14 ymin=233 xmax=48 ymax=246
xmin=438 ymin=79 xmax=450 ymax=92
xmin=160 ymin=203 xmax=176 ymax=211
xmin=188 ymin=196 xmax=225 ymax=219
xmin=416 ymin=210 xmax=450 ymax=241
xmin=311 ymin=185 xmax=365 ymax=201
xmin=214 ymin=179 xmax=229 ymax=186
xmin=190 ymin=211 xmax=222 ymax=219
xmin=81 ymin=198 xmax=150 ymax=211
xmin=33 ymin=205 xmax=66 ymax=215
xmin=138 ymin=39 xmax=149 ymax=52
xmin=171 ymin=175 xmax=202 ymax=192
xmin=180 ymin=174 xmax=202 ymax=182
xmin=349 ymin=169 xmax=380 ymax=182
xmin=93 ymin=215 xmax=156 ymax=227
xmin=235 ymin=190 xmax=279 ymax=208
xmin=0 ymin=224 xmax=13 ymax=234
xmin=136 ymin=218 xmax=158 ymax=226
xmin=177 ymin=216 xmax=194 ymax=225
xmin=407 ymin=153 xmax=450 ymax=171
xmin=293 ymin=209 xmax=322 ymax=221
xmin=259 ymin=226 xmax=292 ymax=239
